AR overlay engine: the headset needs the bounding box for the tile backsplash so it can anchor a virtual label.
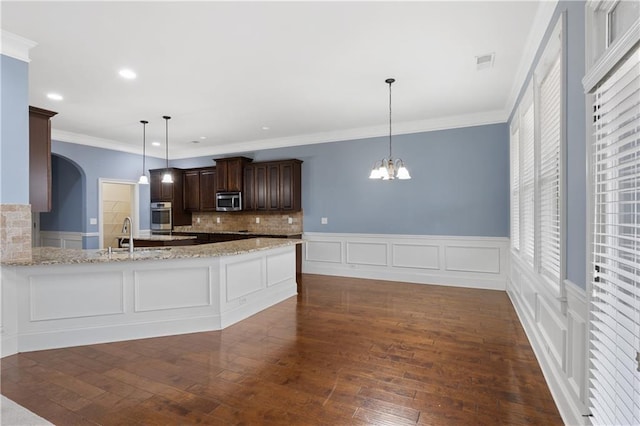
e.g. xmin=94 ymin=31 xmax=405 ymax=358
xmin=174 ymin=211 xmax=302 ymax=235
xmin=0 ymin=204 xmax=32 ymax=262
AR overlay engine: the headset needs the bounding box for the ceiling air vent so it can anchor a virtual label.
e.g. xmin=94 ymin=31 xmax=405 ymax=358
xmin=475 ymin=53 xmax=495 ymax=70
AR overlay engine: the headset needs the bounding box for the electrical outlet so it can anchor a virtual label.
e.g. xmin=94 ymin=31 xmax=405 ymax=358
xmin=216 ymin=217 xmax=221 ymax=224
xmin=321 ymin=217 xmax=328 ymax=225
xmin=196 ymin=217 xmax=201 ymax=224
xmin=256 ymin=217 xmax=260 ymax=224
xmin=288 ymin=217 xmax=293 ymax=224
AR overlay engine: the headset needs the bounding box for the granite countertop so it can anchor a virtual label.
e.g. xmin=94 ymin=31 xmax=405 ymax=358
xmin=176 ymin=230 xmax=302 ymax=237
xmin=118 ymin=235 xmax=197 ymax=241
xmin=2 ymin=238 xmax=303 ymax=267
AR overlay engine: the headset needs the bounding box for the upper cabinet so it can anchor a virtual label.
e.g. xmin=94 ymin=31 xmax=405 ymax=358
xmin=29 ymin=106 xmax=57 ymax=212
xmin=183 ymin=167 xmax=217 ymax=212
xmin=214 ymin=157 xmax=251 ymax=192
xmin=246 ymin=159 xmax=302 ymax=212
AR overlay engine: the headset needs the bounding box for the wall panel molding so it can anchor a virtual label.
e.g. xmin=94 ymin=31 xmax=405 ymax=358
xmin=39 ymin=231 xmax=83 ymax=249
xmin=302 ymin=233 xmax=509 ymax=291
xmin=508 ymin=257 xmax=589 ymax=426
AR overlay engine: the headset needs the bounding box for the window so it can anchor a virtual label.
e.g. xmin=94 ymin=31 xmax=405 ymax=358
xmin=520 ymin=98 xmax=536 ymax=268
xmin=538 ymin=54 xmax=562 ymax=285
xmin=589 ymin=43 xmax=640 ymax=426
xmin=510 ymin=125 xmax=520 ymax=252
xmin=509 ymin=17 xmax=563 ymax=291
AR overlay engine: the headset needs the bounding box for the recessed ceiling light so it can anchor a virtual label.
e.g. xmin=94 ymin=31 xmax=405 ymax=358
xmin=47 ymin=93 xmax=63 ymax=101
xmin=262 ymin=126 xmax=270 ymax=131
xmin=151 ymin=141 xmax=161 ymax=147
xmin=199 ymin=136 xmax=207 ymax=140
xmin=118 ymin=69 xmax=137 ymax=79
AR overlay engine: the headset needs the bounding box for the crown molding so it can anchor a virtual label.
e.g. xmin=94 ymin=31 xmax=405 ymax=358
xmin=169 ymin=109 xmax=509 ymax=159
xmin=0 ymin=30 xmax=37 ymax=62
xmin=53 ymin=109 xmax=508 ymax=160
xmin=504 ymin=0 xmax=559 ymax=120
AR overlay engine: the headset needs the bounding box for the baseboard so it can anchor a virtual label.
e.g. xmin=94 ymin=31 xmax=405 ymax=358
xmin=16 ymin=314 xmax=223 ymax=353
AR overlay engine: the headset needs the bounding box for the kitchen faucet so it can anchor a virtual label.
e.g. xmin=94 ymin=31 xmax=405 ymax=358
xmin=122 ymin=216 xmax=134 ymax=253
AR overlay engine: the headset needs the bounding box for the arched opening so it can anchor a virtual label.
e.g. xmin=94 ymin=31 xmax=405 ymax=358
xmin=37 ymin=154 xmax=86 ymax=248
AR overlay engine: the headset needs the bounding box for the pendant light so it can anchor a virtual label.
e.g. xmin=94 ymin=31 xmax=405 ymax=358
xmin=138 ymin=120 xmax=149 ymax=184
xmin=161 ymin=115 xmax=173 ymax=184
xmin=369 ymin=78 xmax=411 ymax=180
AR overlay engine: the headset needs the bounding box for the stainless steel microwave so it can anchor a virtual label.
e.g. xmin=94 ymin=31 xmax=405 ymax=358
xmin=216 ymin=192 xmax=242 ymax=211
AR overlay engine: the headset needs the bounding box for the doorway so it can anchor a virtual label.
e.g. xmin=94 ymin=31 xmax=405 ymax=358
xmin=99 ymin=180 xmax=139 ymax=249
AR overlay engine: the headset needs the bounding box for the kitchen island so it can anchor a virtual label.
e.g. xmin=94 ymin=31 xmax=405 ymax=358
xmin=1 ymin=239 xmax=301 ymax=357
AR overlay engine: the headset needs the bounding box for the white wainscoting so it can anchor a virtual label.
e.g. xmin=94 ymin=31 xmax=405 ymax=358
xmin=39 ymin=231 xmax=92 ymax=249
xmin=507 ymin=255 xmax=589 ymax=426
xmin=1 ymin=245 xmax=297 ymax=356
xmin=302 ymin=233 xmax=509 ymax=290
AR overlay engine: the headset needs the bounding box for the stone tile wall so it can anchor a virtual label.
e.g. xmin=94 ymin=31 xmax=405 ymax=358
xmin=174 ymin=210 xmax=303 ymax=235
xmin=0 ymin=204 xmax=32 ymax=262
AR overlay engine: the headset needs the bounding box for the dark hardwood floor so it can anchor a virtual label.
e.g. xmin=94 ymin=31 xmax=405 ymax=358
xmin=1 ymin=274 xmax=562 ymax=425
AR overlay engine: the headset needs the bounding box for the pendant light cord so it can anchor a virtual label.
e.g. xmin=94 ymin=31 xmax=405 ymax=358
xmin=141 ymin=120 xmax=147 ymax=174
xmin=163 ymin=116 xmax=171 ymax=169
xmin=387 ymin=78 xmax=394 ymax=159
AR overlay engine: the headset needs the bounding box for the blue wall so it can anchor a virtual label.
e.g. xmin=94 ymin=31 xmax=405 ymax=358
xmin=173 ymin=123 xmax=510 ymax=236
xmin=51 ymin=141 xmax=165 ymax=247
xmin=0 ymin=54 xmax=29 ymax=204
xmin=40 ymin=155 xmax=84 ymax=232
xmin=508 ymin=0 xmax=586 ymax=289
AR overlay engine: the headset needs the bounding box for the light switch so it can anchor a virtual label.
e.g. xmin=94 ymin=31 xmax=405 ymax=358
xmin=321 ymin=217 xmax=328 ymax=225
xmin=256 ymin=217 xmax=260 ymax=224
xmin=89 ymin=218 xmax=97 ymax=225
xmin=288 ymin=217 xmax=293 ymax=224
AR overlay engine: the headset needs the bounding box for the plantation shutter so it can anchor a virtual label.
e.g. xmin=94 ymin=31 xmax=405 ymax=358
xmin=520 ymin=101 xmax=536 ymax=267
xmin=590 ymin=45 xmax=640 ymax=426
xmin=511 ymin=126 xmax=520 ymax=252
xmin=538 ymin=54 xmax=562 ymax=284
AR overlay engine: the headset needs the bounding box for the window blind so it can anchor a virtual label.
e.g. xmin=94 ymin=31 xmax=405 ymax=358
xmin=520 ymin=101 xmax=536 ymax=268
xmin=538 ymin=55 xmax=562 ymax=285
xmin=590 ymin=44 xmax=640 ymax=426
xmin=511 ymin=126 xmax=521 ymax=252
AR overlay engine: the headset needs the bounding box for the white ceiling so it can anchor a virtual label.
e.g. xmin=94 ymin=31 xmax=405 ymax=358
xmin=1 ymin=1 xmax=554 ymax=159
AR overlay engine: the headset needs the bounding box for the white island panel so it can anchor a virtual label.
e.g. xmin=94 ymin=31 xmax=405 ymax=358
xmin=30 ymin=272 xmax=124 ymax=321
xmin=267 ymin=250 xmax=295 ymax=287
xmin=1 ymin=242 xmax=299 ymax=357
xmin=134 ymin=267 xmax=211 ymax=312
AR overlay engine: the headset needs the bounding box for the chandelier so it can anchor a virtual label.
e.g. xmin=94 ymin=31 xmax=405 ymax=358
xmin=369 ymin=78 xmax=411 ymax=180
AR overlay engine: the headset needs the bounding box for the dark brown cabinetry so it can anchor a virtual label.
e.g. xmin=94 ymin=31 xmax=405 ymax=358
xmin=214 ymin=157 xmax=251 ymax=192
xmin=246 ymin=159 xmax=302 ymax=212
xmin=183 ymin=168 xmax=217 ymax=212
xmin=199 ymin=168 xmax=217 ymax=211
xmin=29 ymin=106 xmax=58 ymax=212
xmin=149 ymin=168 xmax=190 ymax=226
xmin=183 ymin=170 xmax=200 ymax=211
xmin=243 ymin=166 xmax=255 ymax=210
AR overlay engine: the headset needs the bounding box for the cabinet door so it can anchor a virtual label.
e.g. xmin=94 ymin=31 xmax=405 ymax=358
xmin=150 ymin=171 xmax=163 ymax=202
xmin=226 ymin=158 xmax=244 ymax=192
xmin=243 ymin=166 xmax=255 ymax=210
xmin=280 ymin=162 xmax=294 ymax=210
xmin=199 ymin=169 xmax=217 ymax=211
xmin=215 ymin=161 xmax=228 ymax=192
xmin=254 ymin=164 xmax=268 ymax=210
xmin=183 ymin=170 xmax=200 ymax=211
xmin=29 ymin=106 xmax=57 ymax=212
xmin=267 ymin=163 xmax=280 ymax=210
